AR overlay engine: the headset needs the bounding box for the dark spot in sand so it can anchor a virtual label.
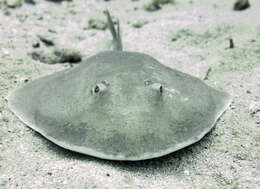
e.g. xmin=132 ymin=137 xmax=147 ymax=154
xmin=233 ymin=0 xmax=250 ymax=11
xmin=37 ymin=35 xmax=55 ymax=47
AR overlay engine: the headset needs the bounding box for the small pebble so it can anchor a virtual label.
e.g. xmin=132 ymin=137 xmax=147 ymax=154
xmin=46 ymin=0 xmax=72 ymax=2
xmin=234 ymin=153 xmax=248 ymax=160
xmin=3 ymin=8 xmax=11 ymax=16
xmin=144 ymin=0 xmax=174 ymax=12
xmin=31 ymin=52 xmax=40 ymax=61
xmin=32 ymin=41 xmax=40 ymax=48
xmin=37 ymin=34 xmax=55 ymax=46
xmin=144 ymin=1 xmax=161 ymax=11
xmin=53 ymin=48 xmax=82 ymax=63
xmin=133 ymin=6 xmax=139 ymax=11
xmin=24 ymin=0 xmax=36 ymax=5
xmin=1 ymin=115 xmax=9 ymax=122
xmin=246 ymin=90 xmax=251 ymax=94
xmin=48 ymin=29 xmax=57 ymax=33
xmin=88 ymin=18 xmax=107 ymax=30
xmin=132 ymin=20 xmax=149 ymax=28
xmin=31 ymin=48 xmax=82 ymax=64
xmin=6 ymin=0 xmax=22 ymax=8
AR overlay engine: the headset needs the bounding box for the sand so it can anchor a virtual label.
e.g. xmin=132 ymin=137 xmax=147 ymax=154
xmin=0 ymin=0 xmax=259 ymax=188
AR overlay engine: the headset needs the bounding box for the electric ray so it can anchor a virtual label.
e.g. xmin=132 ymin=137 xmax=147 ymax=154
xmin=7 ymin=11 xmax=231 ymax=161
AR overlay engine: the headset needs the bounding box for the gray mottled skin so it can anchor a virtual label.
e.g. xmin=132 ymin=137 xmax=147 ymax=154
xmin=7 ymin=11 xmax=231 ymax=161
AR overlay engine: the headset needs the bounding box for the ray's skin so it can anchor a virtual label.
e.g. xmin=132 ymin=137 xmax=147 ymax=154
xmin=7 ymin=11 xmax=231 ymax=161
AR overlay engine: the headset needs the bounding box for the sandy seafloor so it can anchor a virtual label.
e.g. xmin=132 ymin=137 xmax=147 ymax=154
xmin=0 ymin=0 xmax=259 ymax=188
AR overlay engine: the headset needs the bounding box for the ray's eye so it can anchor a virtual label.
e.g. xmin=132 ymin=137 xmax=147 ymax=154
xmin=91 ymin=80 xmax=109 ymax=95
xmin=144 ymin=80 xmax=164 ymax=94
xmin=159 ymin=85 xmax=163 ymax=93
xmin=151 ymin=83 xmax=163 ymax=94
xmin=94 ymin=85 xmax=100 ymax=93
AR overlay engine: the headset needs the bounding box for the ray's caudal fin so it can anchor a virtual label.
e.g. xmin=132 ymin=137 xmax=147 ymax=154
xmin=104 ymin=10 xmax=123 ymax=51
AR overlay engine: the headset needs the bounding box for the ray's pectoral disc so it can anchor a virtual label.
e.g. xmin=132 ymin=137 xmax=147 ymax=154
xmin=7 ymin=11 xmax=231 ymax=161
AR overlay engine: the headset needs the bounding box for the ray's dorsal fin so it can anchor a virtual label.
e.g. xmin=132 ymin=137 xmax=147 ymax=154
xmin=104 ymin=10 xmax=123 ymax=51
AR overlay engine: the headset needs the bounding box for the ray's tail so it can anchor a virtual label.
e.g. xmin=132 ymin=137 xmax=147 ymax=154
xmin=104 ymin=10 xmax=123 ymax=51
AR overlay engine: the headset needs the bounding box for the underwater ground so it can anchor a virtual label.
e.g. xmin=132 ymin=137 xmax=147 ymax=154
xmin=0 ymin=0 xmax=259 ymax=188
